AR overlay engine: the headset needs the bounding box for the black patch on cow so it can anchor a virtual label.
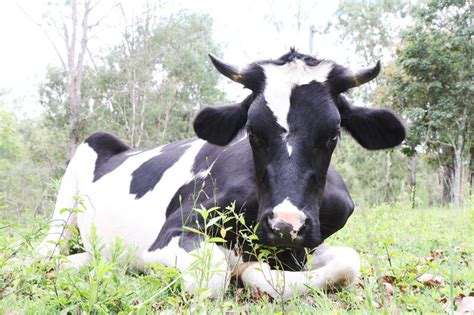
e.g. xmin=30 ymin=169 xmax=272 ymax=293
xmin=129 ymin=139 xmax=191 ymax=199
xmin=163 ymin=142 xmax=224 ymax=218
xmin=85 ymin=132 xmax=132 ymax=182
xmin=336 ymin=95 xmax=406 ymax=150
xmin=319 ymin=167 xmax=354 ymax=239
xmin=149 ymin=173 xmax=223 ymax=252
xmin=150 ymin=179 xmax=210 ymax=251
xmin=191 ymin=141 xmax=224 ymax=174
xmin=148 ymin=217 xmax=206 ymax=253
xmin=149 ymin=139 xmax=258 ymax=252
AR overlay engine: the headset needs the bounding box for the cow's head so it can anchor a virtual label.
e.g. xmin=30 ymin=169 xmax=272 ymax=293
xmin=194 ymin=49 xmax=405 ymax=249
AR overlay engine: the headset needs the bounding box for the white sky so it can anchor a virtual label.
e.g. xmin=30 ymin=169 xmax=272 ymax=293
xmin=0 ymin=0 xmax=351 ymax=118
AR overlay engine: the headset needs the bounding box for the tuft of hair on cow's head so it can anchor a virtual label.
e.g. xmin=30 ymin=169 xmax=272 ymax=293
xmin=193 ymin=49 xmax=405 ymax=249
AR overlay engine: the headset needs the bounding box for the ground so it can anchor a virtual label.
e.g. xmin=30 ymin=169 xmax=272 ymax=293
xmin=1 ymin=203 xmax=473 ymax=314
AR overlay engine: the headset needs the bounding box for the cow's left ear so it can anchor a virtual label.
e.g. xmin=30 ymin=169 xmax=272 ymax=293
xmin=336 ymin=95 xmax=406 ymax=150
xmin=193 ymin=94 xmax=253 ymax=146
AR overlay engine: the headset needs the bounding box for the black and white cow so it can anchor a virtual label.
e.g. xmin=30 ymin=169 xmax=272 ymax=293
xmin=38 ymin=49 xmax=405 ymax=300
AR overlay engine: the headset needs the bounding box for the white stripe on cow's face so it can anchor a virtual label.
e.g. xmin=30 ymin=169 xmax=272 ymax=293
xmin=262 ymin=59 xmax=334 ymax=155
xmin=282 ymin=132 xmax=293 ymax=157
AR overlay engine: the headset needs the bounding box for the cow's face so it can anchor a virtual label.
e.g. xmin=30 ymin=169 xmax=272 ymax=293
xmin=194 ymin=49 xmax=405 ymax=249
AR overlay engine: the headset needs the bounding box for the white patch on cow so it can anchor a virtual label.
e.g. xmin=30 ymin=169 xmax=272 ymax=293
xmin=219 ymin=246 xmax=242 ymax=271
xmin=38 ymin=143 xmax=97 ymax=257
xmin=74 ymin=139 xmax=207 ymax=269
xmin=142 ymin=238 xmax=230 ymax=296
xmin=237 ymin=245 xmax=360 ymax=301
xmin=262 ymin=59 xmax=334 ymax=132
xmin=270 ymin=198 xmax=307 ymax=237
xmin=60 ymin=252 xmax=91 ymax=270
xmin=237 ymin=261 xmax=324 ymax=301
xmin=310 ymin=246 xmax=361 ymax=287
xmin=141 ymin=237 xmax=192 ymax=269
xmin=190 ymin=160 xmax=217 ymax=182
xmin=125 ymin=150 xmax=143 ymax=156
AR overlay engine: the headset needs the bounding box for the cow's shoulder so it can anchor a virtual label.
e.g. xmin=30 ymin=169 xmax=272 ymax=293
xmin=85 ymin=131 xmax=132 ymax=182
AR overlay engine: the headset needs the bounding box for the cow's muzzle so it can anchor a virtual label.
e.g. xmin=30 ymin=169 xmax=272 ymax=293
xmin=259 ymin=211 xmax=309 ymax=248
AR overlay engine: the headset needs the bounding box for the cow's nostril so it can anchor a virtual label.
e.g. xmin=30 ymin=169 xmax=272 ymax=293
xmin=271 ymin=220 xmax=294 ymax=235
xmin=299 ymin=217 xmax=310 ymax=233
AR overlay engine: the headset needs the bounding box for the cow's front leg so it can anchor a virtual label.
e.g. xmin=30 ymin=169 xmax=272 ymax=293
xmin=236 ymin=245 xmax=359 ymax=301
xmin=142 ymin=237 xmax=230 ymax=298
xmin=306 ymin=244 xmax=360 ymax=287
xmin=60 ymin=252 xmax=91 ymax=269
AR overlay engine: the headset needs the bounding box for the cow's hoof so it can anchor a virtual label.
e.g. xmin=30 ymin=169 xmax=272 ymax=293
xmin=324 ymin=247 xmax=360 ymax=288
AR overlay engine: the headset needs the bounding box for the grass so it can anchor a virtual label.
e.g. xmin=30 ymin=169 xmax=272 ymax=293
xmin=1 ymin=203 xmax=473 ymax=314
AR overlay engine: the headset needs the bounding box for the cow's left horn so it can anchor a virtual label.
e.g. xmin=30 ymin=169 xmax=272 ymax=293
xmin=351 ymin=60 xmax=381 ymax=87
xmin=209 ymin=54 xmax=244 ymax=84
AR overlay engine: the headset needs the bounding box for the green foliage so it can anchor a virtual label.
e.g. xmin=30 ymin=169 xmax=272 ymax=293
xmin=1 ymin=204 xmax=472 ymax=313
xmin=40 ymin=10 xmax=224 ymax=148
xmin=388 ymin=0 xmax=473 ymax=159
xmin=0 ymin=109 xmax=24 ymax=169
xmin=329 ymin=0 xmax=472 ymax=205
xmin=39 ymin=66 xmax=69 ymax=131
xmin=334 ymin=0 xmax=407 ymax=61
xmin=0 ymin=114 xmax=66 ymax=216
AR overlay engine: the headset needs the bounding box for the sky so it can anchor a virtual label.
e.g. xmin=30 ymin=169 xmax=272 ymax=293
xmin=0 ymin=0 xmax=349 ymax=118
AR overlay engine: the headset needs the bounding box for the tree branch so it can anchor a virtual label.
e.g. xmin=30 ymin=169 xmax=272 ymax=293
xmin=16 ymin=2 xmax=67 ymax=71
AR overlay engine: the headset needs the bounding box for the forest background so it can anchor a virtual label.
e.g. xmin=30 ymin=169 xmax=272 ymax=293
xmin=1 ymin=0 xmax=471 ymax=216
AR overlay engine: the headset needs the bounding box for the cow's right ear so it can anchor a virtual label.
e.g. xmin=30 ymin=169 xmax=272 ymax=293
xmin=193 ymin=95 xmax=253 ymax=146
xmin=336 ymin=94 xmax=406 ymax=150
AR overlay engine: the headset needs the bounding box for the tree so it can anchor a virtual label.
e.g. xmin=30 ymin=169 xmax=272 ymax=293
xmin=330 ymin=0 xmax=409 ymax=204
xmin=20 ymin=0 xmax=114 ymax=160
xmin=39 ymin=10 xmax=224 ymax=148
xmin=332 ymin=0 xmax=407 ymax=64
xmin=0 ymin=110 xmax=23 ymax=169
xmin=388 ymin=0 xmax=473 ymax=205
xmin=0 ymin=95 xmax=66 ymax=214
xmin=89 ymin=10 xmax=224 ymax=147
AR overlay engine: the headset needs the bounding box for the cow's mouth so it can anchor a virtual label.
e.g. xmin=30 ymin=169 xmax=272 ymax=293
xmin=256 ymin=215 xmax=307 ymax=248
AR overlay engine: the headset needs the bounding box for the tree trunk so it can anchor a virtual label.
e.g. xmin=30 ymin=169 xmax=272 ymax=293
xmin=408 ymin=155 xmax=417 ymax=209
xmin=452 ymin=104 xmax=468 ymax=206
xmin=441 ymin=164 xmax=454 ymax=204
xmin=67 ymin=108 xmax=80 ymax=161
xmin=453 ymin=145 xmax=463 ymax=206
xmin=470 ymin=146 xmax=473 ymax=198
xmin=384 ymin=151 xmax=392 ymax=203
xmin=65 ymin=0 xmax=92 ymax=161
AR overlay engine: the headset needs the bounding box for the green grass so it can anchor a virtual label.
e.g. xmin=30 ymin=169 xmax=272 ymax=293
xmin=1 ymin=203 xmax=473 ymax=314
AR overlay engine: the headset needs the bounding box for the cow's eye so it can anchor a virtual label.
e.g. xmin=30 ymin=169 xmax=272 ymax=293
xmin=327 ymin=135 xmax=339 ymax=147
xmin=303 ymin=56 xmax=318 ymax=66
xmin=248 ymin=130 xmax=260 ymax=143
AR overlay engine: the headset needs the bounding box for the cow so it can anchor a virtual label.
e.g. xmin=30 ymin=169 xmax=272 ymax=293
xmin=38 ymin=48 xmax=405 ymax=300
